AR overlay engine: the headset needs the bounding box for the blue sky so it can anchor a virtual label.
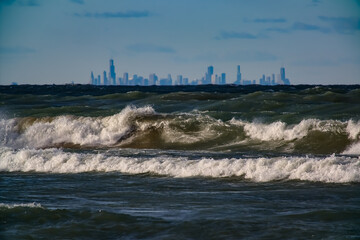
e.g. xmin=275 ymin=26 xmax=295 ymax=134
xmin=0 ymin=0 xmax=359 ymax=85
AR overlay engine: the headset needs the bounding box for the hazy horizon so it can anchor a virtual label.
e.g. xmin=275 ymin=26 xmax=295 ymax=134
xmin=0 ymin=0 xmax=359 ymax=85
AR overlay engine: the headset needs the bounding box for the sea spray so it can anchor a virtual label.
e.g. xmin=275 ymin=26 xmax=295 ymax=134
xmin=1 ymin=106 xmax=155 ymax=148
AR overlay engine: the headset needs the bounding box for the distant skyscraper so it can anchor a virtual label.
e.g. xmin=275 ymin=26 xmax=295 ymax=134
xmin=280 ymin=67 xmax=285 ymax=81
xmin=103 ymin=71 xmax=108 ymax=85
xmin=208 ymin=66 xmax=214 ymax=76
xmin=122 ymin=72 xmax=128 ymax=85
xmin=135 ymin=76 xmax=143 ymax=85
xmin=280 ymin=67 xmax=290 ymax=85
xmin=149 ymin=73 xmax=158 ymax=85
xmin=221 ymin=73 xmax=226 ymax=84
xmin=260 ymin=74 xmax=265 ymax=85
xmin=144 ymin=78 xmax=149 ymax=86
xmin=168 ymin=74 xmax=172 ymax=85
xmin=130 ymin=74 xmax=138 ymax=85
xmin=90 ymin=71 xmax=95 ymax=85
xmin=160 ymin=74 xmax=172 ymax=85
xmin=204 ymin=66 xmax=214 ymax=84
xmin=176 ymin=75 xmax=183 ymax=85
xmin=109 ymin=59 xmax=116 ymax=85
xmin=237 ymin=65 xmax=242 ymax=84
xmin=233 ymin=65 xmax=241 ymax=85
xmin=159 ymin=78 xmax=168 ymax=85
xmin=266 ymin=76 xmax=271 ymax=85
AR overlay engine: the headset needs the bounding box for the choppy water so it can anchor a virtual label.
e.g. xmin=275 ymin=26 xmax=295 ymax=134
xmin=1 ymin=85 xmax=360 ymax=239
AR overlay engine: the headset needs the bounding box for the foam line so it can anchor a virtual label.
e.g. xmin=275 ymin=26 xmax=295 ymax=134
xmin=0 ymin=202 xmax=43 ymax=209
xmin=1 ymin=147 xmax=359 ymax=183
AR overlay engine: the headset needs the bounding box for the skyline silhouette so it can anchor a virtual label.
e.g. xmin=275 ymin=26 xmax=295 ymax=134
xmin=90 ymin=59 xmax=290 ymax=86
xmin=0 ymin=1 xmax=359 ymax=85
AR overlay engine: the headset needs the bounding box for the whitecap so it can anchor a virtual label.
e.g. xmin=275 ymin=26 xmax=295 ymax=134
xmin=1 ymin=147 xmax=359 ymax=183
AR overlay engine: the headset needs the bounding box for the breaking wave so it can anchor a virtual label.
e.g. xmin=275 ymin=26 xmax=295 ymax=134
xmin=0 ymin=106 xmax=155 ymax=148
xmin=230 ymin=118 xmax=358 ymax=141
xmin=0 ymin=106 xmax=359 ymax=154
xmin=0 ymin=147 xmax=359 ymax=183
xmin=342 ymin=142 xmax=360 ymax=155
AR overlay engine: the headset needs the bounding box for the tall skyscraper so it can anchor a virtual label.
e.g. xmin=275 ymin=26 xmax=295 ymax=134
xmin=280 ymin=67 xmax=285 ymax=82
xmin=149 ymin=73 xmax=158 ymax=85
xmin=123 ymin=72 xmax=129 ymax=85
xmin=90 ymin=71 xmax=95 ymax=85
xmin=176 ymin=75 xmax=183 ymax=85
xmin=260 ymin=74 xmax=265 ymax=85
xmin=280 ymin=67 xmax=290 ymax=85
xmin=208 ymin=66 xmax=214 ymax=76
xmin=205 ymin=66 xmax=214 ymax=84
xmin=221 ymin=73 xmax=226 ymax=84
xmin=109 ymin=59 xmax=116 ymax=85
xmin=103 ymin=71 xmax=108 ymax=85
xmin=237 ymin=65 xmax=242 ymax=84
xmin=233 ymin=65 xmax=242 ymax=85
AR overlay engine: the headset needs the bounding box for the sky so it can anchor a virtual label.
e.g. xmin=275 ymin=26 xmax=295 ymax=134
xmin=0 ymin=0 xmax=359 ymax=85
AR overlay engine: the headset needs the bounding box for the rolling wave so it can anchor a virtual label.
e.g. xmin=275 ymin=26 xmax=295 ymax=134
xmin=0 ymin=106 xmax=359 ymax=154
xmin=0 ymin=147 xmax=359 ymax=183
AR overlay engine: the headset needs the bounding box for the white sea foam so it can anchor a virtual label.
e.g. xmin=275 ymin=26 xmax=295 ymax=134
xmin=0 ymin=202 xmax=42 ymax=209
xmin=342 ymin=142 xmax=360 ymax=155
xmin=1 ymin=147 xmax=359 ymax=183
xmin=1 ymin=107 xmax=359 ymax=150
xmin=346 ymin=120 xmax=360 ymax=140
xmin=230 ymin=118 xmax=352 ymax=141
xmin=1 ymin=106 xmax=155 ymax=148
xmin=0 ymin=118 xmax=18 ymax=146
xmin=342 ymin=119 xmax=360 ymax=155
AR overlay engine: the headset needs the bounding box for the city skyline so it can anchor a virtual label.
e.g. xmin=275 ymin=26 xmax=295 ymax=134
xmin=0 ymin=1 xmax=359 ymax=85
xmin=90 ymin=59 xmax=290 ymax=86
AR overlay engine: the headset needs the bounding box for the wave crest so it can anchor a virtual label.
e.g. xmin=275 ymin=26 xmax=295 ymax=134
xmin=230 ymin=118 xmax=349 ymax=141
xmin=1 ymin=106 xmax=155 ymax=148
xmin=1 ymin=147 xmax=359 ymax=183
xmin=0 ymin=106 xmax=359 ymax=154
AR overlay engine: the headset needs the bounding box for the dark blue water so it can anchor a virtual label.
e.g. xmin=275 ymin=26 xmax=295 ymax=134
xmin=1 ymin=85 xmax=360 ymax=239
